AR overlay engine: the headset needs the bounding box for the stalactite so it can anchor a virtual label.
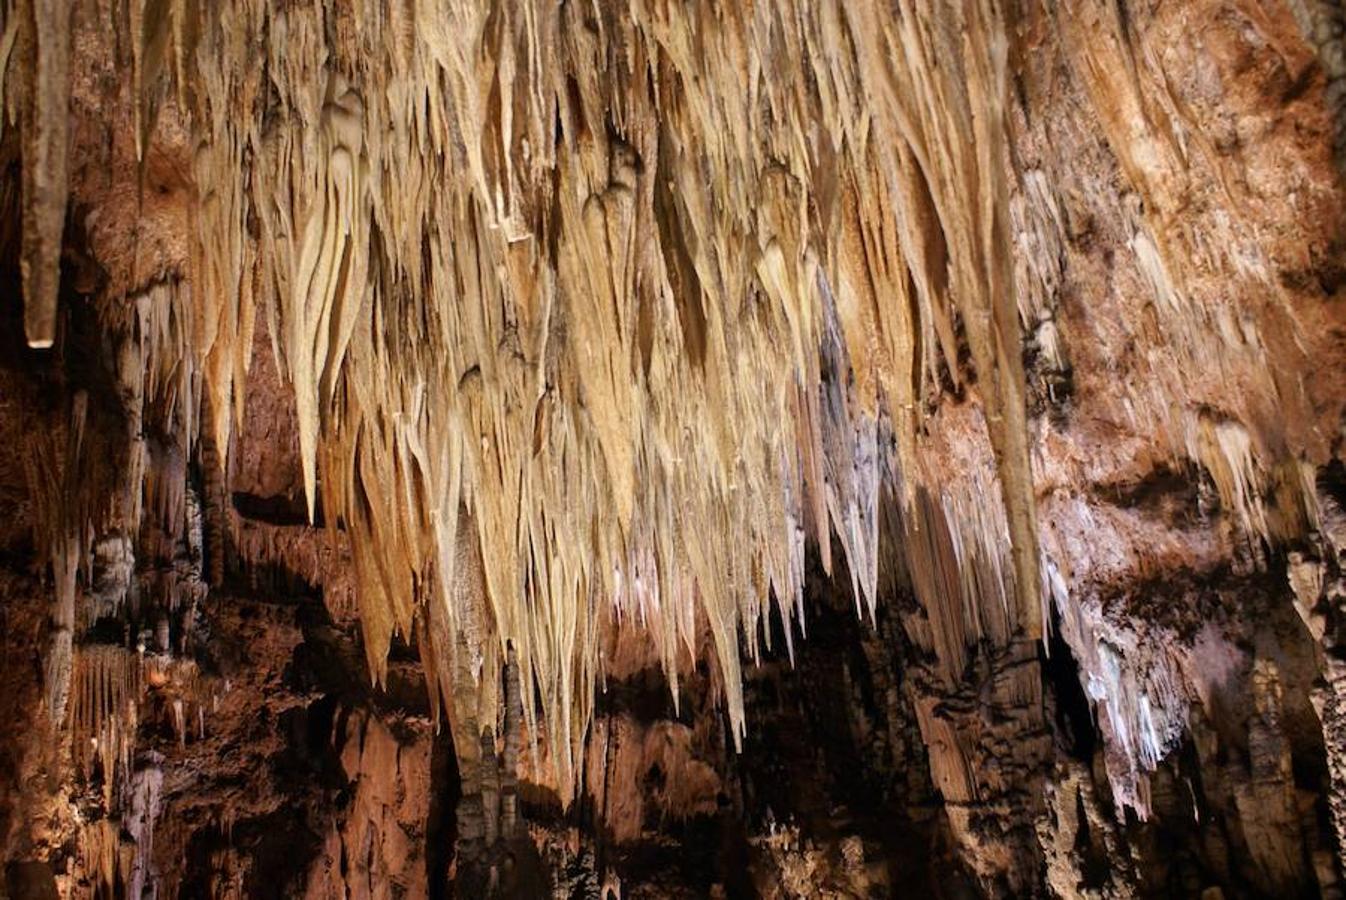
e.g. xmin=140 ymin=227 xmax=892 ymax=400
xmin=23 ymin=393 xmax=89 ymax=727
xmin=28 ymin=0 xmax=1046 ymax=805
xmin=80 ymin=818 xmax=119 ymax=899
xmin=12 ymin=0 xmax=71 ymax=348
xmin=6 ymin=0 xmax=1055 ymax=847
xmin=70 ymin=644 xmax=143 ymax=799
xmin=198 ymin=391 xmax=227 ymax=587
xmin=6 ymin=1 xmax=1343 ymax=892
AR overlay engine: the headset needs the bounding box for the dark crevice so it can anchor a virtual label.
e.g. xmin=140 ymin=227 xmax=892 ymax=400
xmin=232 ymin=490 xmax=322 ymax=528
xmin=426 ymin=721 xmax=461 ymax=900
xmin=1043 ymin=606 xmax=1098 ymax=763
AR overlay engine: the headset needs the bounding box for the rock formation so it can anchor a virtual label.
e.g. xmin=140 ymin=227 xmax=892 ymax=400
xmin=0 ymin=0 xmax=1345 ymax=896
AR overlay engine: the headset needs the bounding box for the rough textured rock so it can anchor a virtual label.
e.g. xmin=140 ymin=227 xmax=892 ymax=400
xmin=1 ymin=0 xmax=1346 ymax=897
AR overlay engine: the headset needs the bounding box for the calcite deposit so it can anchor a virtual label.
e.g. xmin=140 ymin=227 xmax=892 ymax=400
xmin=1 ymin=0 xmax=1345 ymax=896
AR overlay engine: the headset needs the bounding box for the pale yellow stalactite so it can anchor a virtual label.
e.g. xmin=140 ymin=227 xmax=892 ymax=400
xmin=71 ymin=645 xmax=144 ymax=800
xmin=288 ymin=76 xmax=369 ymax=522
xmin=19 ymin=0 xmax=1059 ymax=803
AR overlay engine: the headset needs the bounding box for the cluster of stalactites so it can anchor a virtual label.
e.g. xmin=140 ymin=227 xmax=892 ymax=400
xmin=15 ymin=275 xmax=201 ymax=729
xmin=71 ymin=645 xmax=144 ymax=801
xmin=8 ymin=0 xmax=1044 ymax=800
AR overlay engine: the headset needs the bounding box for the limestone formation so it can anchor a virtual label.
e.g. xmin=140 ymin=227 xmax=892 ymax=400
xmin=0 ymin=0 xmax=1344 ymax=896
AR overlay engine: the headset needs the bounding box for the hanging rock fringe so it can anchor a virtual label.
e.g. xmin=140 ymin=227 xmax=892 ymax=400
xmin=5 ymin=0 xmax=1057 ymax=802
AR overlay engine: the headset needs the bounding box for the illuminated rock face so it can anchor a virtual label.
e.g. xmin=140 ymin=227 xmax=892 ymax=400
xmin=1 ymin=0 xmax=1345 ymax=896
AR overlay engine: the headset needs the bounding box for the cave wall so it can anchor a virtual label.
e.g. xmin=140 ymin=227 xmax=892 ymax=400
xmin=1 ymin=0 xmax=1346 ymax=897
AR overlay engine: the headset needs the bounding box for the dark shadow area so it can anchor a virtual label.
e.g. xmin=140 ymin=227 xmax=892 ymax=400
xmin=1042 ymin=605 xmax=1097 ymax=762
